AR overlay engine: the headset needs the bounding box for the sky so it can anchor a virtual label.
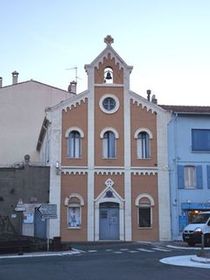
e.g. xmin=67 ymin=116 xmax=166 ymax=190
xmin=1 ymin=0 xmax=210 ymax=105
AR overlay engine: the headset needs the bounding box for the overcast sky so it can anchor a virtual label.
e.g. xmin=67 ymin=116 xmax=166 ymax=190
xmin=1 ymin=0 xmax=210 ymax=105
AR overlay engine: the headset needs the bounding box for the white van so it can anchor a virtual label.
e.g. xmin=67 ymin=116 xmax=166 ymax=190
xmin=182 ymin=211 xmax=210 ymax=246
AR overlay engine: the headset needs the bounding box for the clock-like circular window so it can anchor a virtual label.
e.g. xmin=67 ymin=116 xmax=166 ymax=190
xmin=99 ymin=94 xmax=119 ymax=114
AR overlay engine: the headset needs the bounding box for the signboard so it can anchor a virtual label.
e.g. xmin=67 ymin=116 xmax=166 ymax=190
xmin=23 ymin=213 xmax=34 ymax=224
xmin=15 ymin=199 xmax=26 ymax=212
xmin=38 ymin=204 xmax=57 ymax=219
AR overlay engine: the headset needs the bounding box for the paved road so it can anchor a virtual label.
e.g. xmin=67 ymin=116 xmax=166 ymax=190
xmin=0 ymin=242 xmax=209 ymax=280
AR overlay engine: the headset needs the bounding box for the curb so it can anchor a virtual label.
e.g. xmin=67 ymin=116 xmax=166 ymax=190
xmin=191 ymin=255 xmax=210 ymax=264
xmin=0 ymin=249 xmax=81 ymax=260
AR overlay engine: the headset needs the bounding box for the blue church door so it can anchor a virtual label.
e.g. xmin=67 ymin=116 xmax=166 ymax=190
xmin=99 ymin=202 xmax=119 ymax=240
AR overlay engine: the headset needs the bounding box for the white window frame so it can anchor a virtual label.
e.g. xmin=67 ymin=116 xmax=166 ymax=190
xmin=184 ymin=166 xmax=196 ymax=189
xmin=134 ymin=128 xmax=152 ymax=159
xmin=99 ymin=94 xmax=120 ymax=114
xmin=135 ymin=194 xmax=154 ymax=228
xmin=64 ymin=193 xmax=84 ymax=229
xmin=100 ymin=128 xmax=119 ymax=159
xmin=65 ymin=127 xmax=84 ymax=159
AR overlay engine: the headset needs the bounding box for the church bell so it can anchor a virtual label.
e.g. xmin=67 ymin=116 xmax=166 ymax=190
xmin=105 ymin=70 xmax=112 ymax=80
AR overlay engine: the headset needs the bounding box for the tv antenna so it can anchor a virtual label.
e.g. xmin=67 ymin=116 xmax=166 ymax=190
xmin=66 ymin=66 xmax=79 ymax=83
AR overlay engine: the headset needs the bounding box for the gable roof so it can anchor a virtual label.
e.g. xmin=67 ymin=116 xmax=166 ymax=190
xmin=84 ymin=42 xmax=133 ymax=72
xmin=160 ymin=105 xmax=210 ymax=114
xmin=0 ymin=79 xmax=69 ymax=94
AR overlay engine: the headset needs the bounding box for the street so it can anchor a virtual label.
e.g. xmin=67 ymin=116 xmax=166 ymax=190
xmin=0 ymin=242 xmax=210 ymax=280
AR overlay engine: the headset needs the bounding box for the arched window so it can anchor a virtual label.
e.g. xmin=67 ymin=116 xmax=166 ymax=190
xmin=64 ymin=193 xmax=84 ymax=229
xmin=103 ymin=131 xmax=116 ymax=159
xmin=136 ymin=130 xmax=151 ymax=159
xmin=68 ymin=131 xmax=81 ymax=158
xmin=135 ymin=194 xmax=154 ymax=228
xmin=104 ymin=67 xmax=113 ymax=84
xmin=65 ymin=128 xmax=84 ymax=158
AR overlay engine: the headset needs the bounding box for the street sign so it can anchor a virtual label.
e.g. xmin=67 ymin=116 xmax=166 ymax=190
xmin=38 ymin=204 xmax=57 ymax=219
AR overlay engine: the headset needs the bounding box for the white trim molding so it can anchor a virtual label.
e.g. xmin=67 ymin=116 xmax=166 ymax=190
xmin=99 ymin=94 xmax=120 ymax=114
xmin=64 ymin=193 xmax=85 ymax=206
xmin=135 ymin=193 xmax=155 ymax=206
xmin=100 ymin=127 xmax=119 ymax=139
xmin=134 ymin=128 xmax=153 ymax=139
xmin=65 ymin=127 xmax=84 ymax=138
xmin=94 ymin=185 xmax=125 ymax=241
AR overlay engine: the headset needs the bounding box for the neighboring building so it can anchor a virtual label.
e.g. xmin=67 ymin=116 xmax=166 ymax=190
xmin=161 ymin=105 xmax=210 ymax=240
xmin=0 ymin=73 xmax=72 ymax=166
xmin=38 ymin=36 xmax=171 ymax=242
xmin=0 ymin=155 xmax=50 ymax=238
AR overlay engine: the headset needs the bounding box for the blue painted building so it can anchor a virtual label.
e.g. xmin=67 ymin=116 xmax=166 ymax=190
xmin=161 ymin=105 xmax=210 ymax=240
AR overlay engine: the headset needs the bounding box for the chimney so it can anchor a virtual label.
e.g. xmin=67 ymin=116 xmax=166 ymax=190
xmin=151 ymin=94 xmax=158 ymax=104
xmin=147 ymin=89 xmax=151 ymax=101
xmin=12 ymin=71 xmax=19 ymax=84
xmin=68 ymin=80 xmax=77 ymax=94
xmin=0 ymin=77 xmax=2 ymax=88
xmin=24 ymin=154 xmax=30 ymax=166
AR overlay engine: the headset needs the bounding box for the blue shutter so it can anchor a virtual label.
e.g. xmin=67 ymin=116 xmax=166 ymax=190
xmin=207 ymin=166 xmax=210 ymax=189
xmin=177 ymin=165 xmax=184 ymax=189
xmin=196 ymin=165 xmax=203 ymax=189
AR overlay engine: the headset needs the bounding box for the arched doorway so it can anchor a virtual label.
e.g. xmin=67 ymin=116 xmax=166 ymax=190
xmin=99 ymin=202 xmax=119 ymax=240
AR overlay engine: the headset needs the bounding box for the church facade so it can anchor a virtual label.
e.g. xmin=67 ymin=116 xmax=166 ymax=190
xmin=38 ymin=36 xmax=171 ymax=242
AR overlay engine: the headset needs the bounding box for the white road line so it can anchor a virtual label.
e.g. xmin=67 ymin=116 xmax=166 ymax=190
xmin=114 ymin=251 xmax=123 ymax=254
xmin=128 ymin=250 xmax=139 ymax=253
xmin=120 ymin=248 xmax=129 ymax=251
xmin=136 ymin=248 xmax=154 ymax=253
xmin=105 ymin=249 xmax=113 ymax=252
xmin=152 ymin=247 xmax=171 ymax=252
xmin=87 ymin=250 xmax=97 ymax=253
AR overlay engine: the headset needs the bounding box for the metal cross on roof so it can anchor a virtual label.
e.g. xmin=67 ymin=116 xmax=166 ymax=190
xmin=104 ymin=35 xmax=114 ymax=45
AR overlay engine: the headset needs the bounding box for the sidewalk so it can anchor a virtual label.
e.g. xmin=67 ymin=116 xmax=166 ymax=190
xmin=0 ymin=248 xmax=81 ymax=259
xmin=160 ymin=255 xmax=210 ymax=269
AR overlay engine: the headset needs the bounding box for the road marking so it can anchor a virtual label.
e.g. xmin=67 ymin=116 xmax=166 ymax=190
xmin=114 ymin=251 xmax=123 ymax=254
xmin=120 ymin=248 xmax=129 ymax=251
xmin=128 ymin=250 xmax=139 ymax=253
xmin=105 ymin=249 xmax=113 ymax=252
xmin=136 ymin=248 xmax=154 ymax=253
xmin=152 ymin=247 xmax=171 ymax=252
xmin=87 ymin=250 xmax=97 ymax=253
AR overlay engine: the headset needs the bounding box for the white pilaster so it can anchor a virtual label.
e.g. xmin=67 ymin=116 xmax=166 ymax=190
xmin=87 ymin=66 xmax=95 ymax=241
xmin=157 ymin=111 xmax=171 ymax=241
xmin=48 ymin=109 xmax=62 ymax=238
xmin=124 ymin=71 xmax=132 ymax=241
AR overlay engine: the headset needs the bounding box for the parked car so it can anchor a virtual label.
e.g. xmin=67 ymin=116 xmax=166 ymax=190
xmin=182 ymin=211 xmax=210 ymax=246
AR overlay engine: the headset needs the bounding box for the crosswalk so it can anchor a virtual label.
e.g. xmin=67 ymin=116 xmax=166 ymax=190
xmin=74 ymin=246 xmax=172 ymax=256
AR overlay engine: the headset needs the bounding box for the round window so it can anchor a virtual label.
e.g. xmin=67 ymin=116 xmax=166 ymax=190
xmin=99 ymin=94 xmax=119 ymax=114
xmin=102 ymin=97 xmax=116 ymax=111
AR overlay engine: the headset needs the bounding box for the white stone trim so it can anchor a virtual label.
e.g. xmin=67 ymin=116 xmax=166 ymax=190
xmin=62 ymin=96 xmax=87 ymax=112
xmin=135 ymin=193 xmax=155 ymax=206
xmin=134 ymin=128 xmax=153 ymax=139
xmin=100 ymin=127 xmax=119 ymax=139
xmin=87 ymin=66 xmax=95 ymax=241
xmin=94 ymin=185 xmax=125 ymax=241
xmin=48 ymin=109 xmax=62 ymax=239
xmin=99 ymin=94 xmax=120 ymax=114
xmin=94 ymin=83 xmax=124 ymax=87
xmin=124 ymin=71 xmax=132 ymax=241
xmin=157 ymin=111 xmax=171 ymax=241
xmin=64 ymin=193 xmax=85 ymax=206
xmin=64 ymin=127 xmax=84 ymax=138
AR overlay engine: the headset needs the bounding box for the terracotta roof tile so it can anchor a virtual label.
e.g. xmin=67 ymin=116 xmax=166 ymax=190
xmin=160 ymin=105 xmax=210 ymax=114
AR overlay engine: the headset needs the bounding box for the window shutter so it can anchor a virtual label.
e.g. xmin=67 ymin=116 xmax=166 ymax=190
xmin=177 ymin=165 xmax=184 ymax=189
xmin=207 ymin=166 xmax=210 ymax=189
xmin=196 ymin=165 xmax=203 ymax=189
